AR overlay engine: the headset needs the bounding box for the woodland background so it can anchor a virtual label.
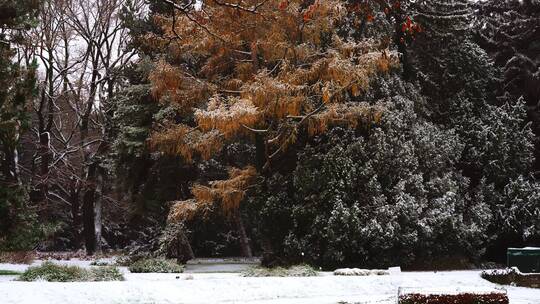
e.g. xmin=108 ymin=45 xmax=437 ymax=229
xmin=0 ymin=0 xmax=539 ymax=269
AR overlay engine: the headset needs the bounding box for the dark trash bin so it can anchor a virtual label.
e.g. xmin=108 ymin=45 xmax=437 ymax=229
xmin=507 ymin=247 xmax=540 ymax=273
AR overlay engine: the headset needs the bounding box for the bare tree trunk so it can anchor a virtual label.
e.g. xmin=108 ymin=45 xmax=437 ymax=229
xmin=1 ymin=146 xmax=20 ymax=185
xmin=36 ymin=43 xmax=55 ymax=215
xmin=94 ymin=171 xmax=103 ymax=254
xmin=176 ymin=228 xmax=195 ymax=263
xmin=82 ymin=196 xmax=96 ymax=254
xmin=70 ymin=179 xmax=82 ymax=249
xmin=1 ymin=122 xmax=22 ymax=185
xmin=255 ymin=133 xmax=266 ymax=172
xmin=82 ymin=163 xmax=97 ymax=255
xmin=234 ymin=211 xmax=252 ymax=258
xmin=38 ymin=130 xmax=51 ymax=212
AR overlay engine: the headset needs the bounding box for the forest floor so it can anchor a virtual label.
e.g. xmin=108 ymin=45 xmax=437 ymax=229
xmin=1 ymin=259 xmax=539 ymax=303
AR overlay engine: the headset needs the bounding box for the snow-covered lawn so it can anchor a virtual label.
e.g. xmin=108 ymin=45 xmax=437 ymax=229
xmin=1 ymin=261 xmax=539 ymax=303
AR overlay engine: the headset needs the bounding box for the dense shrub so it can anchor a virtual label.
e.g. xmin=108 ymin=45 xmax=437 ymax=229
xmin=128 ymin=258 xmax=184 ymax=273
xmin=242 ymin=265 xmax=317 ymax=277
xmin=250 ymin=98 xmax=491 ymax=268
xmin=86 ymin=266 xmax=125 ymax=281
xmin=481 ymin=268 xmax=540 ymax=288
xmin=18 ymin=262 xmax=124 ymax=282
xmin=19 ymin=262 xmax=84 ymax=282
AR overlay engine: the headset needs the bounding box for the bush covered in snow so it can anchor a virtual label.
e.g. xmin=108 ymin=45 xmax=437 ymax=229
xmin=128 ymin=258 xmax=184 ymax=273
xmin=481 ymin=268 xmax=540 ymax=288
xmin=333 ymin=268 xmax=388 ymax=276
xmin=18 ymin=262 xmax=124 ymax=282
xmin=86 ymin=266 xmax=125 ymax=281
xmin=241 ymin=265 xmax=317 ymax=277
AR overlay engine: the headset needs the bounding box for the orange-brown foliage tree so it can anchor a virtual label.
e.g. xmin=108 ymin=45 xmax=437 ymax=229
xmin=144 ymin=0 xmax=401 ymax=256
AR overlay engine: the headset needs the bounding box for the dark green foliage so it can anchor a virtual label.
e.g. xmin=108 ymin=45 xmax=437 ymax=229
xmin=485 ymin=177 xmax=540 ymax=243
xmin=250 ymin=97 xmax=491 ymax=268
xmin=474 ymin=0 xmax=540 ymax=104
xmin=113 ymin=83 xmax=157 ymax=160
xmin=0 ymin=0 xmax=39 ymax=251
xmin=128 ymin=258 xmax=184 ymax=273
xmin=18 ymin=262 xmax=124 ymax=282
xmin=408 ymin=0 xmax=538 ymax=260
xmin=458 ymin=99 xmax=535 ymax=188
xmin=0 ymin=185 xmax=40 ymax=251
xmin=110 ymin=66 xmax=195 ymax=248
xmin=0 ymin=0 xmax=39 ymax=28
xmin=410 ymin=0 xmax=497 ymax=122
xmin=474 ymin=0 xmax=540 ymax=174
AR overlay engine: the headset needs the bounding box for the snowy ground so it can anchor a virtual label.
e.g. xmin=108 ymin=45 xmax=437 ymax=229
xmin=1 ymin=260 xmax=539 ymax=303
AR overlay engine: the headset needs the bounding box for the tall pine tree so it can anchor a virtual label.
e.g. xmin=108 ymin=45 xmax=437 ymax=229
xmin=474 ymin=0 xmax=540 ymax=175
xmin=410 ymin=0 xmax=496 ymax=122
xmin=0 ymin=0 xmax=40 ymax=250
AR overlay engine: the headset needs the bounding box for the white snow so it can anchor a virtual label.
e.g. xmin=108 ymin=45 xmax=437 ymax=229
xmin=1 ymin=261 xmax=540 ymax=303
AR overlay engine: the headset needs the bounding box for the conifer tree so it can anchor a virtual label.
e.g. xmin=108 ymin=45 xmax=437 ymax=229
xmin=474 ymin=0 xmax=540 ymax=174
xmin=143 ymin=0 xmax=400 ymax=256
xmin=410 ymin=0 xmax=495 ymax=121
xmin=0 ymin=0 xmax=40 ymax=250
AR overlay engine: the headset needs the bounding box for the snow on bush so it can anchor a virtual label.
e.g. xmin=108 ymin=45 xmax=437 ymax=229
xmin=18 ymin=262 xmax=124 ymax=282
xmin=242 ymin=265 xmax=318 ymax=277
xmin=251 ymin=96 xmax=491 ymax=268
xmin=481 ymin=267 xmax=540 ymax=288
xmin=128 ymin=258 xmax=184 ymax=273
xmin=334 ymin=268 xmax=389 ymax=276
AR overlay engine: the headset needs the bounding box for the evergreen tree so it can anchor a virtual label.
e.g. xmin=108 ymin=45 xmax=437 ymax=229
xmin=251 ymin=94 xmax=491 ymax=268
xmin=410 ymin=0 xmax=539 ymax=258
xmin=0 ymin=0 xmax=40 ymax=250
xmin=139 ymin=0 xmax=400 ymax=257
xmin=410 ymin=0 xmax=497 ymax=121
xmin=474 ymin=0 xmax=540 ymax=174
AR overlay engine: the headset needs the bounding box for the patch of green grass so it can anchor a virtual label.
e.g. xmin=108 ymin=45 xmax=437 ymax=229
xmin=128 ymin=258 xmax=184 ymax=273
xmin=242 ymin=264 xmax=318 ymax=277
xmin=0 ymin=270 xmax=22 ymax=275
xmin=18 ymin=262 xmax=124 ymax=282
